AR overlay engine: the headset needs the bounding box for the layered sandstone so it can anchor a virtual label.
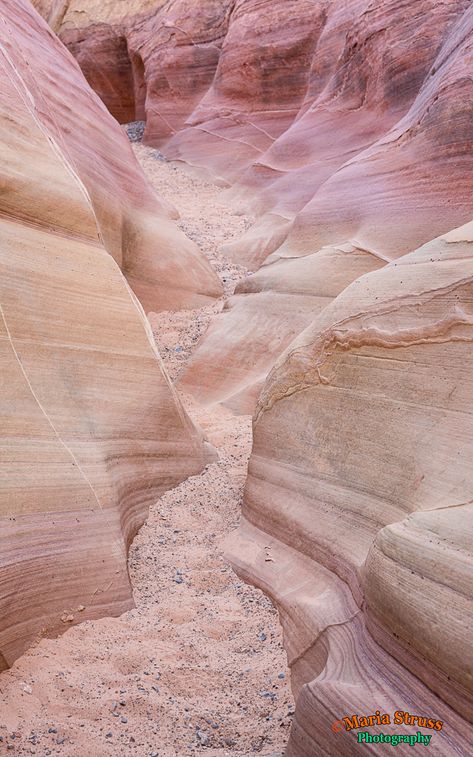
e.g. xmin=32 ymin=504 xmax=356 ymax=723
xmin=26 ymin=0 xmax=222 ymax=313
xmin=179 ymin=0 xmax=473 ymax=412
xmin=0 ymin=0 xmax=214 ymax=667
xmin=228 ymin=224 xmax=473 ymax=753
xmin=179 ymin=243 xmax=386 ymax=413
xmin=33 ymin=0 xmax=234 ymax=147
xmin=28 ymin=0 xmax=473 ymax=751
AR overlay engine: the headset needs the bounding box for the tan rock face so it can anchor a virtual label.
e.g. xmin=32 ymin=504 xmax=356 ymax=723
xmin=26 ymin=1 xmax=222 ymax=314
xmin=28 ymin=0 xmax=473 ymax=751
xmin=231 ymin=225 xmax=473 ymax=753
xmin=177 ymin=0 xmax=473 ymax=412
xmin=0 ymin=0 xmax=214 ymax=667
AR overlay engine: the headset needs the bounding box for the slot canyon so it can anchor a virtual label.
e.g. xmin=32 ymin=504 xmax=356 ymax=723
xmin=0 ymin=0 xmax=472 ymax=755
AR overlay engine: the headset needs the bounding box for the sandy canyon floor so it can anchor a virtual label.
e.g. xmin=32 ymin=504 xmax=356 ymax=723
xmin=0 ymin=131 xmax=294 ymax=756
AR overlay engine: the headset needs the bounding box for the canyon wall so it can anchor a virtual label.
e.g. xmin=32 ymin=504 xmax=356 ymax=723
xmin=229 ymin=223 xmax=473 ymax=754
xmin=27 ymin=0 xmax=222 ymax=314
xmin=31 ymin=0 xmax=473 ymax=751
xmin=180 ymin=0 xmax=473 ymax=411
xmin=0 ymin=0 xmax=215 ymax=667
xmin=66 ymin=0 xmax=469 ymax=413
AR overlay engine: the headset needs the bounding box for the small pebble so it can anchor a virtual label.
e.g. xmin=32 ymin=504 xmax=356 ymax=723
xmin=196 ymin=729 xmax=209 ymax=746
xmin=259 ymin=690 xmax=277 ymax=701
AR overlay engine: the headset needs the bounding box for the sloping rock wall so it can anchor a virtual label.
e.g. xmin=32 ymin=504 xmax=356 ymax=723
xmin=29 ymin=0 xmax=222 ymax=313
xmin=0 ymin=0 xmax=214 ymax=667
xmin=229 ymin=223 xmax=473 ymax=753
xmin=31 ymin=1 xmax=473 ymax=750
xmin=177 ymin=0 xmax=473 ymax=411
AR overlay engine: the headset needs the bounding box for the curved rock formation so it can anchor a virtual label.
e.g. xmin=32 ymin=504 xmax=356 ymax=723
xmin=162 ymin=0 xmax=325 ymax=182
xmin=28 ymin=0 xmax=222 ymax=313
xmin=228 ymin=223 xmax=473 ymax=753
xmin=270 ymin=0 xmax=473 ymax=264
xmin=0 ymin=0 xmax=215 ymax=667
xmin=182 ymin=233 xmax=473 ymax=414
xmin=33 ymin=0 xmax=234 ymax=150
xmin=179 ymin=0 xmax=473 ymax=413
xmin=179 ymin=243 xmax=386 ymax=413
xmin=127 ymin=0 xmax=236 ymax=147
xmin=225 ymin=0 xmax=470 ymax=265
xmin=28 ymin=1 xmax=473 ymax=750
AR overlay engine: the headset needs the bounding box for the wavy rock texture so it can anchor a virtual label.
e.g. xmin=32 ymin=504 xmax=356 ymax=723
xmin=180 ymin=243 xmax=386 ymax=413
xmin=31 ymin=0 xmax=473 ymax=750
xmin=27 ymin=0 xmax=222 ymax=313
xmin=230 ymin=224 xmax=473 ymax=753
xmin=127 ymin=0 xmax=236 ymax=147
xmin=0 ymin=0 xmax=214 ymax=667
xmin=178 ymin=0 xmax=473 ymax=411
xmin=36 ymin=0 xmax=473 ymax=410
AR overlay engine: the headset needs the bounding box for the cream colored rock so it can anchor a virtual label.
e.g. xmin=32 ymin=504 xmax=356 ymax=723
xmin=27 ymin=2 xmax=473 ymax=750
xmin=23 ymin=0 xmax=222 ymax=312
xmin=0 ymin=0 xmax=214 ymax=667
xmin=180 ymin=242 xmax=385 ymax=413
xmin=232 ymin=223 xmax=473 ymax=752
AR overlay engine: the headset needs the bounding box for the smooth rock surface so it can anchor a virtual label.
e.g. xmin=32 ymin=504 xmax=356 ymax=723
xmin=231 ymin=224 xmax=473 ymax=753
xmin=177 ymin=0 xmax=473 ymax=411
xmin=29 ymin=0 xmax=222 ymax=313
xmin=0 ymin=0 xmax=214 ymax=667
xmin=38 ymin=1 xmax=473 ymax=410
xmin=25 ymin=1 xmax=473 ymax=752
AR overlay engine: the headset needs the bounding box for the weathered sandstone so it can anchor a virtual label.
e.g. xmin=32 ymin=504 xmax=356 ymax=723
xmin=24 ymin=1 xmax=473 ymax=752
xmin=180 ymin=0 xmax=473 ymax=412
xmin=28 ymin=0 xmax=222 ymax=313
xmin=225 ymin=0 xmax=470 ymax=264
xmin=180 ymin=243 xmax=385 ymax=413
xmin=229 ymin=223 xmax=473 ymax=753
xmin=0 ymin=0 xmax=214 ymax=667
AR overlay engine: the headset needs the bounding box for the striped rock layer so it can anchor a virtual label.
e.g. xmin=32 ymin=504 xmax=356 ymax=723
xmin=32 ymin=1 xmax=473 ymax=752
xmin=0 ymin=0 xmax=217 ymax=666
